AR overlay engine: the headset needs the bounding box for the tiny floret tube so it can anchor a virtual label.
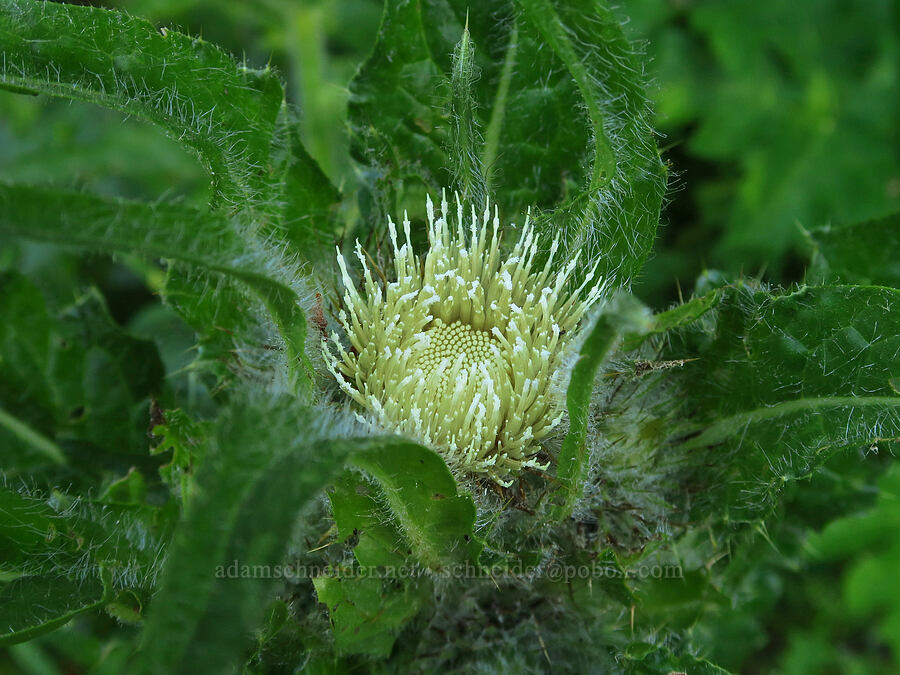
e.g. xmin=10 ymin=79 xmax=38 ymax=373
xmin=324 ymin=192 xmax=603 ymax=486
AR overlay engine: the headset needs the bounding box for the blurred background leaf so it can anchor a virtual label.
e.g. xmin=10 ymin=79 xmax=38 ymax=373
xmin=807 ymin=210 xmax=900 ymax=287
xmin=625 ymin=0 xmax=900 ymax=306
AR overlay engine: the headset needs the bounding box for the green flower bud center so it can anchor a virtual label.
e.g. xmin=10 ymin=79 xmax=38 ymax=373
xmin=417 ymin=319 xmax=503 ymax=396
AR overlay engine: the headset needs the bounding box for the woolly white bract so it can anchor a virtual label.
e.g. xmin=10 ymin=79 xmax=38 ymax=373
xmin=324 ymin=192 xmax=603 ymax=485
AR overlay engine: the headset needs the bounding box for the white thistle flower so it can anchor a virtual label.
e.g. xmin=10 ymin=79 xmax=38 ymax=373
xmin=324 ymin=192 xmax=603 ymax=486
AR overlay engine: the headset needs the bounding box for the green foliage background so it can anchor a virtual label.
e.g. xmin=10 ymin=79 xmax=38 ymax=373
xmin=0 ymin=0 xmax=898 ymax=673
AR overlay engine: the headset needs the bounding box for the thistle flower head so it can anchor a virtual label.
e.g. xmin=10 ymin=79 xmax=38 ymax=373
xmin=324 ymin=192 xmax=603 ymax=486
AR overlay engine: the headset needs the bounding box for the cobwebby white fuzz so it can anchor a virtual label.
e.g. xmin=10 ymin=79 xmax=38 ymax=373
xmin=324 ymin=192 xmax=603 ymax=486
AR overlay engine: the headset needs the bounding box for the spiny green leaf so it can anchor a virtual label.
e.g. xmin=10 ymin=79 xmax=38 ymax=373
xmin=0 ymin=575 xmax=108 ymax=646
xmin=448 ymin=24 xmax=486 ymax=205
xmin=623 ymin=643 xmax=731 ymax=674
xmin=348 ymin=0 xmax=447 ymax=208
xmin=808 ymin=463 xmax=900 ymax=561
xmin=0 ymin=484 xmax=175 ymax=645
xmin=516 ymin=0 xmax=667 ymax=286
xmin=0 ymin=485 xmax=58 ymax=564
xmin=137 ymin=396 xmax=363 ymax=674
xmin=0 ymin=1 xmax=342 ymax=258
xmin=658 ymin=284 xmax=900 ymax=524
xmin=322 ymin=441 xmax=480 ymax=654
xmin=623 ymin=288 xmax=723 ymax=350
xmin=159 ymin=267 xmax=255 ymax=383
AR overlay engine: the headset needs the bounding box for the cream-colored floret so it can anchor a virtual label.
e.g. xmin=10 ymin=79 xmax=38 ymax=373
xmin=324 ymin=192 xmax=603 ymax=485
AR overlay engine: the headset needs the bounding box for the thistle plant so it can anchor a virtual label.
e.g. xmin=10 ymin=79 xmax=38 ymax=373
xmin=325 ymin=192 xmax=602 ymax=484
xmin=1 ymin=1 xmax=898 ymax=674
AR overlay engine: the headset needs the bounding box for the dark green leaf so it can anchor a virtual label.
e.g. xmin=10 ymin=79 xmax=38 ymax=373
xmin=675 ymin=2 xmax=900 ymax=273
xmin=802 ymin=464 xmax=900 ymax=664
xmin=0 ymin=575 xmax=108 ymax=646
xmin=0 ymin=484 xmax=175 ymax=645
xmin=0 ymin=272 xmax=163 ymax=477
xmin=0 ymin=486 xmax=58 ymax=565
xmin=515 ymin=0 xmax=665 ymax=284
xmin=98 ymin=467 xmax=148 ymax=506
xmin=0 ymin=407 xmax=66 ymax=468
xmin=623 ymin=643 xmax=731 ymax=674
xmin=276 ymin=126 xmax=343 ymax=261
xmin=0 ymin=184 xmax=312 ymax=393
xmin=807 ymin=212 xmax=900 ymax=288
xmin=313 ymin=575 xmax=430 ymax=658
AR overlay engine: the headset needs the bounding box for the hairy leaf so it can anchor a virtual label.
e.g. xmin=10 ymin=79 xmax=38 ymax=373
xmin=552 ymin=295 xmax=653 ymax=519
xmin=0 ymin=0 xmax=342 ymax=255
xmin=447 ymin=24 xmax=486 ymax=205
xmin=137 ymin=399 xmax=433 ymax=673
xmin=0 ymin=184 xmax=312 ymax=393
xmin=515 ymin=0 xmax=666 ymax=284
xmin=0 ymin=0 xmax=280 ymax=209
xmin=136 ymin=396 xmax=353 ymax=673
xmin=0 ymin=575 xmax=108 ymax=646
xmin=348 ymin=441 xmax=481 ymax=570
xmin=657 ymin=284 xmax=900 ymax=524
xmin=0 ymin=484 xmax=175 ymax=645
xmin=623 ymin=643 xmax=730 ymax=674
xmin=349 ymin=0 xmax=665 ymax=286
